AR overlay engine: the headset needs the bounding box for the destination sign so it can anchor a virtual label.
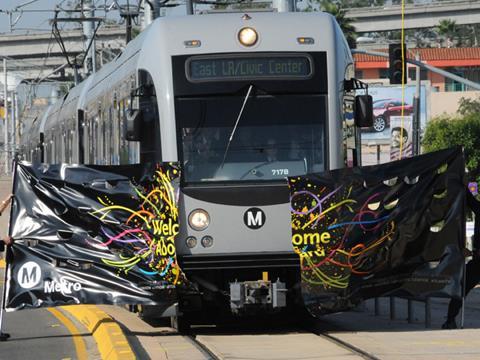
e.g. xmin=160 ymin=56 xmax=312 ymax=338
xmin=187 ymin=55 xmax=312 ymax=81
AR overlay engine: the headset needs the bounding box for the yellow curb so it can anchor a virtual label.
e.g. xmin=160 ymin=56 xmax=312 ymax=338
xmin=48 ymin=308 xmax=88 ymax=360
xmin=62 ymin=305 xmax=136 ymax=360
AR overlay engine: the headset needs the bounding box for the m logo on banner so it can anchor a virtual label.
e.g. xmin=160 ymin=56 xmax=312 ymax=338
xmin=244 ymin=208 xmax=266 ymax=229
xmin=17 ymin=261 xmax=42 ymax=289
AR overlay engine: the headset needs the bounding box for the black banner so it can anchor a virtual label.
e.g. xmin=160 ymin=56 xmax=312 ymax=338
xmin=288 ymin=147 xmax=466 ymax=316
xmin=6 ymin=162 xmax=192 ymax=311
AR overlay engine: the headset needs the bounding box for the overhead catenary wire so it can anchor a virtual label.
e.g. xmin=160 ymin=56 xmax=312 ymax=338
xmin=81 ymin=19 xmax=103 ymax=67
xmin=0 ymin=0 xmax=119 ymax=32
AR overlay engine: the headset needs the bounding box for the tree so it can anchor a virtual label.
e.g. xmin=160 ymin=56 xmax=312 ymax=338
xmin=458 ymin=96 xmax=480 ymax=116
xmin=423 ymin=111 xmax=480 ymax=182
xmin=212 ymin=0 xmax=270 ymax=11
xmin=436 ymin=19 xmax=460 ymax=47
xmin=408 ymin=28 xmax=436 ymax=48
xmin=306 ymin=0 xmax=357 ymax=48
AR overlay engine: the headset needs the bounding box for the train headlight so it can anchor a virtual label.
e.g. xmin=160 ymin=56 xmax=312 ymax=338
xmin=238 ymin=27 xmax=258 ymax=47
xmin=188 ymin=209 xmax=210 ymax=231
xmin=201 ymin=235 xmax=214 ymax=248
xmin=185 ymin=236 xmax=197 ymax=248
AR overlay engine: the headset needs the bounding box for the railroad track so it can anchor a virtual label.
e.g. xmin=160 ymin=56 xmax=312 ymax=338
xmin=188 ymin=335 xmax=222 ymax=360
xmin=315 ymin=332 xmax=380 ymax=360
xmin=184 ymin=327 xmax=378 ymax=360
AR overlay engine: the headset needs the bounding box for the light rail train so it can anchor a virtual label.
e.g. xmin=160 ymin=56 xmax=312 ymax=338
xmin=21 ymin=10 xmax=372 ymax=329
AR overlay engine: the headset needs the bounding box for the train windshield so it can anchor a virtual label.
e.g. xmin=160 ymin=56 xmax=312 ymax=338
xmin=176 ymin=93 xmax=326 ymax=183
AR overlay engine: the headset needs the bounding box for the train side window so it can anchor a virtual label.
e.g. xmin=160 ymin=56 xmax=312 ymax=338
xmin=112 ymin=103 xmax=120 ymax=165
xmin=83 ymin=113 xmax=88 ymax=164
xmin=51 ymin=138 xmax=55 ymax=164
xmin=106 ymin=108 xmax=112 ymax=165
xmin=62 ymin=124 xmax=70 ymax=163
xmin=138 ymin=70 xmax=162 ymax=164
xmin=44 ymin=141 xmax=47 ymax=163
xmin=119 ymin=100 xmax=130 ymax=164
xmin=93 ymin=114 xmax=98 ymax=164
xmin=100 ymin=109 xmax=107 ymax=164
xmin=95 ymin=113 xmax=101 ymax=165
xmin=70 ymin=120 xmax=75 ymax=163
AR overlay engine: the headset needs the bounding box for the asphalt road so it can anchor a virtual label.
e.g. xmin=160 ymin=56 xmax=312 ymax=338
xmin=0 ymin=176 xmax=100 ymax=360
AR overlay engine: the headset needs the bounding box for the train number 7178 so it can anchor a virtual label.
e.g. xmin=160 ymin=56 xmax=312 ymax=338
xmin=271 ymin=169 xmax=289 ymax=176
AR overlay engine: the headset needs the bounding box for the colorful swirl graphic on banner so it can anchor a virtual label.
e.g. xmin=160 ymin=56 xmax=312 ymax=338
xmin=289 ymin=177 xmax=395 ymax=290
xmin=89 ymin=163 xmax=186 ymax=285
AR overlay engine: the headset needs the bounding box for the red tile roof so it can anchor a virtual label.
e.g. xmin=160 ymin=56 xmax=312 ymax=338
xmin=354 ymin=47 xmax=480 ymax=62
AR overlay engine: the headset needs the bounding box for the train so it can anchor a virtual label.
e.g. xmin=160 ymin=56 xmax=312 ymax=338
xmin=20 ymin=10 xmax=372 ymax=329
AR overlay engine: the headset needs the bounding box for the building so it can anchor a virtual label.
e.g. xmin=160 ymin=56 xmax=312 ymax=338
xmin=0 ymin=26 xmax=126 ymax=81
xmin=354 ymin=47 xmax=480 ymax=92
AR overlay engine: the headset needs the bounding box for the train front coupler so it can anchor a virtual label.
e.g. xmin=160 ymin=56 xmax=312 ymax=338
xmin=229 ymin=278 xmax=287 ymax=314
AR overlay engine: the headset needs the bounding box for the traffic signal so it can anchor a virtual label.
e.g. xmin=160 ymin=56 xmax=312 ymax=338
xmin=389 ymin=43 xmax=407 ymax=85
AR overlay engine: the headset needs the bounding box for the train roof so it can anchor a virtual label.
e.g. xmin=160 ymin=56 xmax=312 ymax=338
xmin=43 ymin=98 xmax=65 ymax=133
xmin=40 ymin=11 xmax=352 ymax=132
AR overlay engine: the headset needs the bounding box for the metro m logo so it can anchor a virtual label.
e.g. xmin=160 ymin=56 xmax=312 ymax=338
xmin=17 ymin=261 xmax=42 ymax=289
xmin=244 ymin=207 xmax=266 ymax=230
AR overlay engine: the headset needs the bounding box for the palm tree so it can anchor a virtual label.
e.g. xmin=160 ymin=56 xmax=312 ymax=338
xmin=318 ymin=1 xmax=357 ymax=48
xmin=437 ymin=19 xmax=459 ymax=47
xmin=409 ymin=28 xmax=436 ymax=48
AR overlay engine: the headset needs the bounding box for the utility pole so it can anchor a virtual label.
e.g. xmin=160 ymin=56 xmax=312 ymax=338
xmin=14 ymin=89 xmax=19 ymax=152
xmin=3 ymin=59 xmax=8 ymax=175
xmin=186 ymin=0 xmax=194 ymax=15
xmin=142 ymin=0 xmax=154 ymax=29
xmin=51 ymin=2 xmax=103 ymax=80
xmin=413 ymin=52 xmax=421 ymax=156
xmin=273 ymin=0 xmax=295 ymax=12
xmin=119 ymin=3 xmax=139 ymax=44
xmin=10 ymin=90 xmax=15 ymax=167
xmin=82 ymin=0 xmax=96 ymax=74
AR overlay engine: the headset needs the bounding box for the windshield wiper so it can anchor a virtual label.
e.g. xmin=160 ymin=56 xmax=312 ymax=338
xmin=220 ymin=84 xmax=254 ymax=168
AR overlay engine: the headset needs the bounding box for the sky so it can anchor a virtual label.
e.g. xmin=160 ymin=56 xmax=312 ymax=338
xmin=1 ymin=0 xmax=70 ymax=34
xmin=0 ymin=1 xmax=310 ymax=34
xmin=0 ymin=1 xmax=149 ymax=34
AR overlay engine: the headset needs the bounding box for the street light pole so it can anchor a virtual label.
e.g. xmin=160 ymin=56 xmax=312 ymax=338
xmin=3 ymin=59 xmax=8 ymax=175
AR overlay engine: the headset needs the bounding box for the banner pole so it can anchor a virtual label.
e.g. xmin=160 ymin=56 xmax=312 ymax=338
xmin=460 ymin=180 xmax=468 ymax=329
xmin=460 ymin=257 xmax=466 ymax=329
xmin=0 ymin=160 xmax=17 ymax=340
xmin=0 ymin=246 xmax=11 ymax=341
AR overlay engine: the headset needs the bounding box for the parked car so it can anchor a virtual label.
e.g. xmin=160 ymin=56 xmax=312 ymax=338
xmin=371 ymin=99 xmax=414 ymax=132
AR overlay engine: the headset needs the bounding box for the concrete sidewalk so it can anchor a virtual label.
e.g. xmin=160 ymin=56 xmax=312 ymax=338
xmin=315 ymin=290 xmax=480 ymax=359
xmin=0 ymin=176 xmax=13 ymax=240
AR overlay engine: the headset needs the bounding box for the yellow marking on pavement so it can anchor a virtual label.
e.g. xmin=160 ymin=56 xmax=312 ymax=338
xmin=412 ymin=340 xmax=467 ymax=347
xmin=62 ymin=305 xmax=135 ymax=360
xmin=48 ymin=308 xmax=88 ymax=360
